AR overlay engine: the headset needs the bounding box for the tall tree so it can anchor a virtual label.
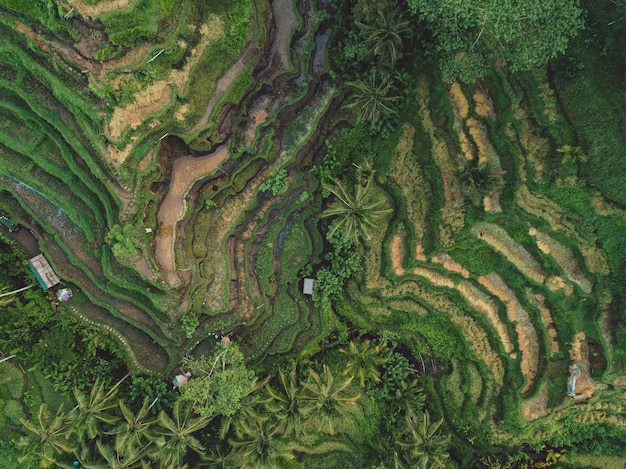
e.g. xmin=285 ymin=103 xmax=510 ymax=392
xmin=110 ymin=398 xmax=163 ymax=458
xmin=218 ymin=376 xmax=271 ymax=440
xmin=297 ymin=366 xmax=361 ymax=435
xmin=345 ymin=73 xmax=399 ymax=128
xmin=228 ymin=418 xmax=293 ymax=469
xmin=557 ymin=144 xmax=588 ymax=166
xmin=180 ymin=342 xmax=255 ymax=418
xmin=68 ymin=378 xmax=124 ymax=442
xmin=397 ymin=410 xmax=451 ymax=469
xmin=264 ymin=366 xmax=303 ymax=437
xmin=321 ymin=178 xmax=392 ymax=244
xmin=357 ymin=8 xmax=411 ymax=67
xmin=16 ymin=404 xmax=75 ymax=468
xmin=407 ymin=0 xmax=584 ymax=73
xmin=339 ymin=339 xmax=388 ymax=387
xmin=154 ymin=400 xmax=213 ymax=468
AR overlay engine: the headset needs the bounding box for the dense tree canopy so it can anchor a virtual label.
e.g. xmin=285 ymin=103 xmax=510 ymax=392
xmin=407 ymin=0 xmax=585 ymax=73
xmin=180 ymin=342 xmax=255 ymax=418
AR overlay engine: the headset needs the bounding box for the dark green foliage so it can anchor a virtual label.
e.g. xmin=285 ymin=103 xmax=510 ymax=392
xmin=407 ymin=0 xmax=584 ymax=73
xmin=312 ymin=234 xmax=361 ymax=311
xmin=180 ymin=343 xmax=255 ymax=418
xmin=128 ymin=375 xmax=176 ymax=413
xmin=259 ymin=168 xmax=288 ymax=196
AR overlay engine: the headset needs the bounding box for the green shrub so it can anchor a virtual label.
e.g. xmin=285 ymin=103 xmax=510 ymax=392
xmin=0 ymin=363 xmax=23 ymax=399
xmin=2 ymin=400 xmax=24 ymax=425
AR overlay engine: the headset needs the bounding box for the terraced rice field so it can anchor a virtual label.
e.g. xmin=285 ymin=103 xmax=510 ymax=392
xmin=1 ymin=0 xmax=625 ymax=458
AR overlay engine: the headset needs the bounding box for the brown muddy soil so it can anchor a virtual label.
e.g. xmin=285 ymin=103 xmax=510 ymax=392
xmin=155 ymin=145 xmax=229 ymax=286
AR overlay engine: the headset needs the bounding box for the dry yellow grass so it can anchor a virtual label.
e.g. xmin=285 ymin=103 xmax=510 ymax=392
xmin=389 ymin=124 xmax=429 ymax=239
xmin=453 ymin=315 xmax=504 ymax=388
xmin=170 ymin=17 xmax=225 ymax=94
xmin=521 ymin=382 xmax=551 ymax=421
xmin=538 ymin=81 xmax=559 ymax=123
xmin=458 ymin=281 xmax=513 ymax=354
xmin=473 ymin=85 xmax=493 ymax=117
xmin=449 ymin=82 xmax=469 ymax=118
xmin=527 ymin=292 xmax=560 ymax=354
xmin=546 ymin=275 xmax=574 ymax=295
xmin=478 ymin=273 xmax=539 ymax=393
xmin=390 ymin=231 xmax=405 ymax=276
xmin=415 ymin=243 xmax=427 ymax=262
xmin=530 ymin=228 xmax=592 ymax=293
xmin=459 ymin=131 xmax=475 ymax=160
xmin=432 ymin=252 xmax=470 ymax=278
xmin=106 ymin=15 xmax=225 ymax=151
xmin=483 ymin=194 xmax=502 ymax=213
xmin=520 ymin=130 xmax=549 ymax=181
xmin=108 ymin=80 xmax=173 ymax=140
xmin=473 ymin=223 xmax=545 ymax=284
xmin=413 ymin=266 xmax=456 ymax=289
xmin=173 ymin=103 xmax=190 ymax=122
xmin=66 ymin=0 xmax=134 ymax=18
xmin=466 ymin=118 xmax=489 ymax=164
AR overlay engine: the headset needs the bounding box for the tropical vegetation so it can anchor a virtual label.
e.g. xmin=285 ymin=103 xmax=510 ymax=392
xmin=0 ymin=0 xmax=625 ymax=467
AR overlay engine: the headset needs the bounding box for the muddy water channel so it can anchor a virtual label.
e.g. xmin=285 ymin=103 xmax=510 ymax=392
xmin=155 ymin=146 xmax=229 ymax=286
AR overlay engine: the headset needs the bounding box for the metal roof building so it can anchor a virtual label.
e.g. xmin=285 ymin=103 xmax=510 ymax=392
xmin=303 ymin=278 xmax=315 ymax=295
xmin=28 ymin=254 xmax=60 ymax=291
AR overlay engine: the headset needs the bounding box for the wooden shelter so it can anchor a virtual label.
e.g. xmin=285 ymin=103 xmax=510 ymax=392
xmin=28 ymin=253 xmax=60 ymax=291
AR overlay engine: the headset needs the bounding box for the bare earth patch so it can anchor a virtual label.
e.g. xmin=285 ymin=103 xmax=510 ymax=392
xmin=66 ymin=0 xmax=134 ymax=18
xmin=155 ymin=146 xmax=229 ymax=286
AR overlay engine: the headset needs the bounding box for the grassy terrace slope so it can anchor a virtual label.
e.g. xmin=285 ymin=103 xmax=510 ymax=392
xmin=333 ymin=46 xmax=626 ymax=455
xmin=1 ymin=0 xmax=626 ymax=464
xmin=0 ymin=0 xmax=338 ymax=375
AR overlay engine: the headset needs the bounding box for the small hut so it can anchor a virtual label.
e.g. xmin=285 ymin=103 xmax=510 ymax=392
xmin=28 ymin=254 xmax=60 ymax=291
xmin=303 ymin=278 xmax=315 ymax=295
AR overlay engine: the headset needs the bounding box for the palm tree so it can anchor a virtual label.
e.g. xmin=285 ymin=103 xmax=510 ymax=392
xmin=264 ymin=366 xmax=303 ymax=437
xmin=321 ymin=178 xmax=392 ymax=244
xmin=219 ymin=376 xmax=272 ymax=440
xmin=93 ymin=438 xmax=154 ymax=469
xmin=357 ymin=8 xmax=411 ymax=67
xmin=339 ymin=339 xmax=388 ymax=387
xmin=557 ymin=144 xmax=588 ymax=166
xmin=69 ymin=378 xmax=123 ymax=442
xmin=153 ymin=400 xmax=213 ymax=468
xmin=397 ymin=410 xmax=451 ymax=469
xmin=110 ymin=398 xmax=163 ymax=458
xmin=16 ymin=403 xmax=75 ymax=468
xmin=389 ymin=378 xmax=426 ymax=413
xmin=203 ymin=447 xmax=236 ymax=468
xmin=297 ymin=365 xmax=361 ymax=435
xmin=457 ymin=159 xmax=504 ymax=206
xmin=345 ymin=73 xmax=399 ymax=128
xmin=228 ymin=418 xmax=293 ymax=469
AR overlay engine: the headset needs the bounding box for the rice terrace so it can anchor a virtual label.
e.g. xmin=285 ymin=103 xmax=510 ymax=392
xmin=0 ymin=0 xmax=625 ymax=467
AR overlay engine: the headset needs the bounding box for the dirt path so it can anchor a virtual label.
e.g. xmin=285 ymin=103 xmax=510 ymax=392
xmin=155 ymin=146 xmax=229 ymax=286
